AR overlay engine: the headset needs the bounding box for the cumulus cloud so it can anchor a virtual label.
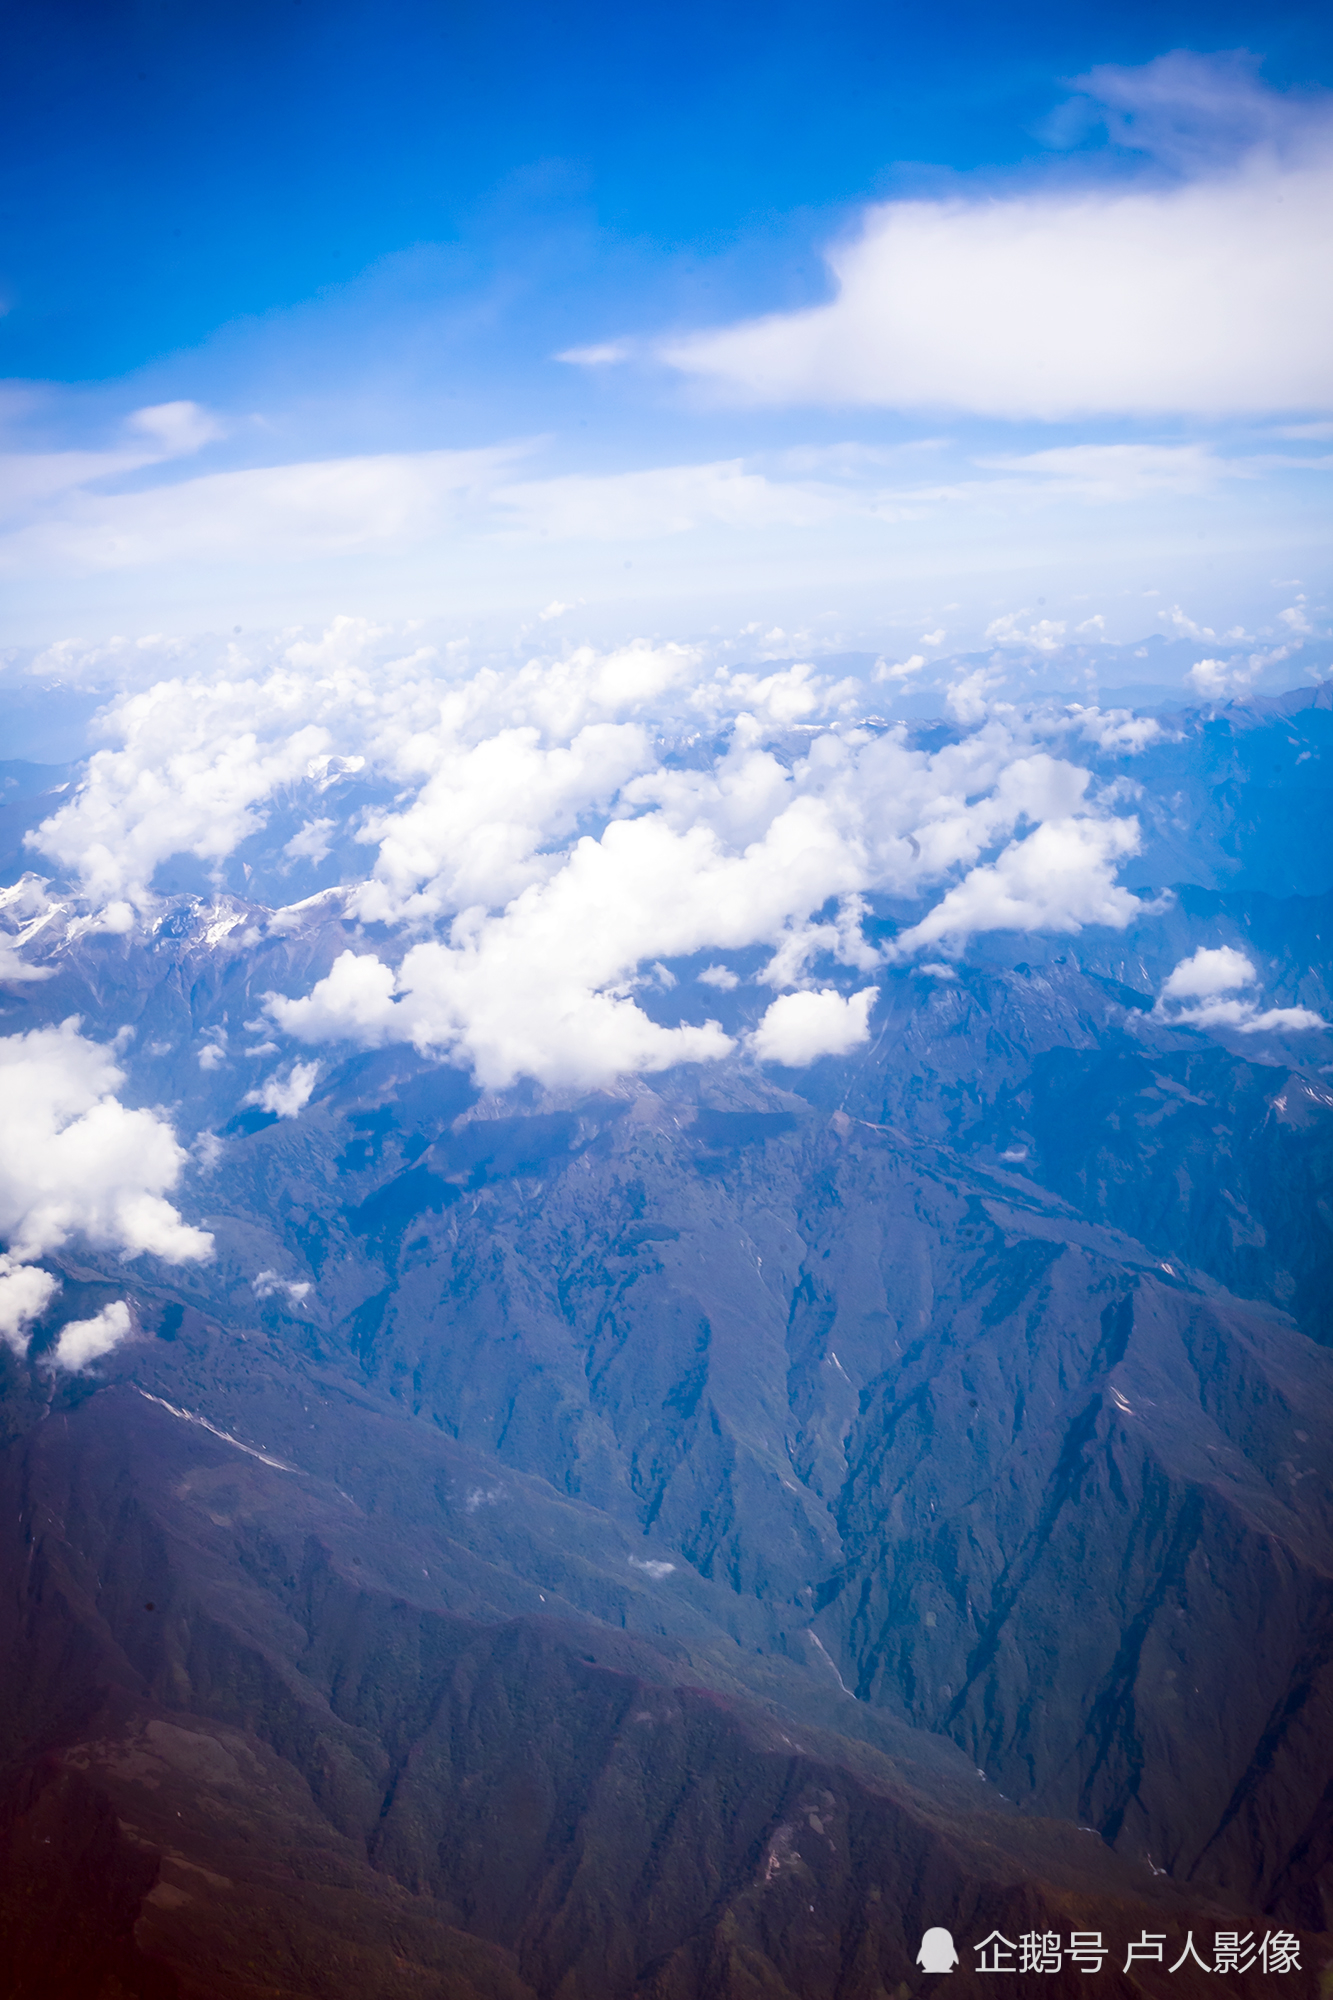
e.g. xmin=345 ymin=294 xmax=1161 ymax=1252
xmin=659 ymin=64 xmax=1333 ymax=418
xmin=270 ymin=722 xmax=1146 ymax=1085
xmin=1161 ymin=945 xmax=1257 ymax=1000
xmin=0 ymin=1021 xmax=212 ymax=1357
xmin=1279 ymin=598 xmax=1316 ymax=636
xmin=1066 ymin=708 xmax=1161 ymax=754
xmin=1188 ymin=655 xmax=1265 ymax=700
xmin=892 ymin=815 xmax=1145 ymax=957
xmin=351 ymin=720 xmax=653 ymax=925
xmin=31 ymin=687 xmax=332 ymax=910
xmin=26 ymin=625 xmax=707 ymax=913
xmin=21 ymin=622 xmax=1161 ymax=1092
xmin=0 ymin=1258 xmax=60 ymax=1358
xmin=271 ymin=939 xmax=733 ymax=1093
xmin=986 ymin=612 xmax=1067 ymax=654
xmin=0 ymin=1024 xmax=210 ymax=1362
xmin=750 ymin=987 xmax=877 ymax=1064
xmin=243 ymin=1061 xmax=320 ymax=1120
xmin=52 ymin=1301 xmax=133 ymax=1372
xmin=1156 ymin=946 xmax=1327 ymax=1034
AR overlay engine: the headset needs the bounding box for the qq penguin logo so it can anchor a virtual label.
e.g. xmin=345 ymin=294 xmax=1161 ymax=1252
xmin=917 ymin=1927 xmax=959 ymax=1973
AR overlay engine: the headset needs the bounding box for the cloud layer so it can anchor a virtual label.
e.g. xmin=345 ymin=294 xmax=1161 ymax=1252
xmin=7 ymin=622 xmax=1174 ymax=1091
xmin=9 ymin=611 xmax=1327 ymax=1124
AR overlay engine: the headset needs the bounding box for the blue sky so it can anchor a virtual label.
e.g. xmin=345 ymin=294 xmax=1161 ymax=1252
xmin=2 ymin=0 xmax=1332 ymax=659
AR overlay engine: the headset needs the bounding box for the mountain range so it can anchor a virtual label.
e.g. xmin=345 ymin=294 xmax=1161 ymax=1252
xmin=0 ymin=670 xmax=1330 ymax=1998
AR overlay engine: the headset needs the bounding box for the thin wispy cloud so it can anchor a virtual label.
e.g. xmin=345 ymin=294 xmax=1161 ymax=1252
xmin=0 ymin=55 xmax=1328 ymax=647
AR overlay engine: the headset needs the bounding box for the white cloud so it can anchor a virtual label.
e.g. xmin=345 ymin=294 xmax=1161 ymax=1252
xmin=0 ymin=408 xmax=1321 ymax=640
xmin=750 ymin=986 xmax=877 ymax=1064
xmin=1161 ymin=945 xmax=1257 ymax=1000
xmin=1063 ymin=706 xmax=1160 ymax=754
xmin=1188 ymin=999 xmax=1326 ymax=1033
xmin=31 ymin=684 xmax=333 ymax=910
xmin=0 ymin=1020 xmax=214 ymax=1272
xmin=52 ymin=1301 xmax=132 ymax=1372
xmin=252 ymin=1270 xmax=312 ymax=1304
xmin=1163 ymin=604 xmax=1216 ymax=639
xmin=0 ymin=937 xmax=54 ymax=985
xmin=26 ymin=626 xmax=706 ymax=914
xmin=17 ymin=625 xmax=1162 ymax=1093
xmin=0 ymin=1023 xmax=209 ymax=1362
xmin=1059 ymin=52 xmax=1321 ymax=175
xmin=698 ymin=964 xmax=740 ymax=990
xmin=986 ymin=612 xmax=1067 ymax=653
xmin=873 ymin=652 xmax=927 ymax=684
xmin=892 ymin=815 xmax=1145 ymax=956
xmin=1 ymin=444 xmax=520 ymax=574
xmin=284 ymin=817 xmax=336 ymax=863
xmin=557 ymin=341 xmax=633 ymax=366
xmin=1279 ymin=598 xmax=1315 ymax=635
xmin=0 ymin=401 xmax=223 ymax=524
xmin=271 ymin=933 xmax=735 ymax=1094
xmin=0 ymin=442 xmax=846 ymax=585
xmin=1156 ymin=946 xmax=1327 ymax=1035
xmin=243 ymin=1061 xmax=320 ymax=1120
xmin=0 ymin=1258 xmax=60 ymax=1358
xmin=947 ymin=668 xmax=1003 ymax=723
xmin=127 ymin=401 xmax=226 ymax=455
xmin=269 ymin=721 xmax=1142 ymax=1087
xmin=351 ymin=720 xmax=653 ymax=925
xmin=981 ymin=443 xmax=1233 ymax=500
xmin=248 ymin=687 xmax=1158 ymax=1083
xmin=495 ymin=459 xmax=836 ymax=543
xmin=1188 ymin=657 xmax=1243 ymax=699
xmin=1187 ymin=645 xmax=1290 ymax=700
xmin=660 ymin=73 xmax=1333 ymax=418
